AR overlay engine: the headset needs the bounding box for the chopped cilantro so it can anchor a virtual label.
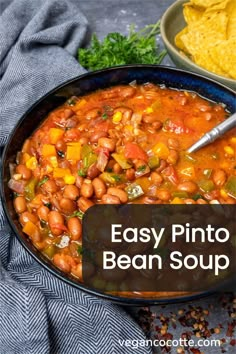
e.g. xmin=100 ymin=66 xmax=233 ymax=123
xmin=38 ymin=176 xmax=49 ymax=187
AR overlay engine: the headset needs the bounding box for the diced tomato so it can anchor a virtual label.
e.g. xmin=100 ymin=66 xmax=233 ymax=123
xmin=163 ymin=118 xmax=193 ymax=134
xmin=124 ymin=142 xmax=148 ymax=162
xmin=162 ymin=166 xmax=179 ymax=185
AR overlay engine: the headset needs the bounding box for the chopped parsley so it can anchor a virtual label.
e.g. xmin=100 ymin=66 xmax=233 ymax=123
xmin=69 ymin=210 xmax=84 ymax=219
xmin=78 ymin=169 xmax=86 ymax=177
xmin=102 ymin=113 xmax=108 ymax=120
xmin=137 ymin=165 xmax=146 ymax=172
xmin=77 ymin=245 xmax=83 ymax=255
xmin=78 ymin=20 xmax=166 ymax=70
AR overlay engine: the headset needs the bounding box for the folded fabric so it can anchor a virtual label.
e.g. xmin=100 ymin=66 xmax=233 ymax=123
xmin=0 ymin=1 xmax=151 ymax=353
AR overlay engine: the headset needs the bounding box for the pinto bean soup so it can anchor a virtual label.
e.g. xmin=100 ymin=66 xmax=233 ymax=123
xmin=8 ymin=83 xmax=236 ymax=286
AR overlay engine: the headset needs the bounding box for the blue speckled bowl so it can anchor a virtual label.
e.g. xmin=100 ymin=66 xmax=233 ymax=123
xmin=1 ymin=65 xmax=236 ymax=305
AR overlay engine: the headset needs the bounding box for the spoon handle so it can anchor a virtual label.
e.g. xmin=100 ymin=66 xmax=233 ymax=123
xmin=187 ymin=113 xmax=236 ymax=154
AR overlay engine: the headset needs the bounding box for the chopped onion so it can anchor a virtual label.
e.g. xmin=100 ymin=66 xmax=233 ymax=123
xmin=96 ymin=150 xmax=109 ymax=172
xmin=129 ymin=80 xmax=137 ymax=87
xmin=8 ymin=179 xmax=26 ymax=194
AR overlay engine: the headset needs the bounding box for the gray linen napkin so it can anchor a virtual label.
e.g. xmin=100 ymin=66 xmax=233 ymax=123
xmin=0 ymin=1 xmax=151 ymax=353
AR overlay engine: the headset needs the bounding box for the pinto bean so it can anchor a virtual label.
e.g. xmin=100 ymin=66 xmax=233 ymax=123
xmin=77 ymin=197 xmax=94 ymax=212
xmin=15 ymin=164 xmax=32 ymax=180
xmin=14 ymin=196 xmax=27 ymax=213
xmin=19 ymin=211 xmax=38 ymax=226
xmin=107 ymin=187 xmax=128 ymax=203
xmin=177 ymin=181 xmax=198 ymax=194
xmin=212 ymin=169 xmax=226 ymax=187
xmin=53 ymin=254 xmax=72 ymax=273
xmin=76 ymin=176 xmax=84 ymax=189
xmin=126 ymin=168 xmax=135 ymax=181
xmin=63 ymin=185 xmax=80 ymax=200
xmin=101 ymin=194 xmax=121 ymax=204
xmin=142 ymin=114 xmax=159 ymax=124
xmin=119 ymin=86 xmax=136 ymax=98
xmin=63 ymin=108 xmax=74 ymax=119
xmin=156 ymin=190 xmax=171 ymax=201
xmin=98 ymin=137 xmax=116 ymax=152
xmin=90 ymin=131 xmax=108 ymax=143
xmin=151 ymin=121 xmax=162 ymax=130
xmin=87 ymin=163 xmax=100 ymax=179
xmin=92 ymin=178 xmax=107 ymax=199
xmin=113 ymin=163 xmax=122 ymax=174
xmin=48 ymin=211 xmax=65 ymax=236
xmin=167 ymin=138 xmax=179 ymax=150
xmin=85 ymin=108 xmax=101 ymax=120
xmin=37 ymin=206 xmax=50 ymax=221
xmin=67 ymin=217 xmax=82 ymax=241
xmin=79 ymin=137 xmax=89 ymax=145
xmin=42 ymin=180 xmax=58 ymax=194
xmin=80 ymin=179 xmax=94 ymax=198
xmin=59 ymin=198 xmax=76 ymax=214
xmin=150 ymin=172 xmax=163 ymax=185
xmin=167 ymin=149 xmax=179 ymax=165
xmin=184 ymin=199 xmax=196 ymax=205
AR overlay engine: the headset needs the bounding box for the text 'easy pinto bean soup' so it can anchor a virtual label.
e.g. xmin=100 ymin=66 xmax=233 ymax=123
xmin=8 ymin=82 xmax=236 ymax=292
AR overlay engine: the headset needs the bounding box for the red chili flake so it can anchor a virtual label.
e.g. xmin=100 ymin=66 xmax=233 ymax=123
xmin=230 ymin=339 xmax=236 ymax=346
xmin=190 ymin=348 xmax=201 ymax=354
xmin=226 ymin=321 xmax=236 ymax=337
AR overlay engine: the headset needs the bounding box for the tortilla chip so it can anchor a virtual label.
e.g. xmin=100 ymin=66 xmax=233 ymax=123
xmin=174 ymin=27 xmax=188 ymax=51
xmin=209 ymin=38 xmax=236 ymax=78
xmin=190 ymin=0 xmax=228 ymax=8
xmin=181 ymin=10 xmax=228 ymax=54
xmin=205 ymin=0 xmax=231 ymax=11
xmin=183 ymin=4 xmax=204 ymax=24
xmin=226 ymin=0 xmax=236 ymax=38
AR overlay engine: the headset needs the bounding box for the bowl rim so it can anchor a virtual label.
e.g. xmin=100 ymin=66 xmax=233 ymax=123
xmin=160 ymin=0 xmax=236 ymax=87
xmin=1 ymin=64 xmax=235 ymax=305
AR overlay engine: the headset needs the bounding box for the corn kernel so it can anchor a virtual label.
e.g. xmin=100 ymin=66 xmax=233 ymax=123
xmin=26 ymin=156 xmax=38 ymax=170
xmin=22 ymin=153 xmax=31 ymax=163
xmin=124 ymin=125 xmax=133 ymax=133
xmin=230 ymin=137 xmax=236 ymax=144
xmin=220 ymin=189 xmax=228 ymax=199
xmin=145 ymin=107 xmax=153 ymax=114
xmin=64 ymin=175 xmax=76 ymax=184
xmin=224 ymin=146 xmax=234 ymax=155
xmin=13 ymin=174 xmax=22 ymax=181
xmin=171 ymin=197 xmax=184 ymax=204
xmin=45 ymin=165 xmax=53 ymax=174
xmin=49 ymin=156 xmax=58 ymax=168
xmin=112 ymin=111 xmax=122 ymax=123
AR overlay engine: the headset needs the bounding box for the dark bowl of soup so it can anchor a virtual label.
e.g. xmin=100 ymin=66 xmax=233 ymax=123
xmin=1 ymin=65 xmax=235 ymax=305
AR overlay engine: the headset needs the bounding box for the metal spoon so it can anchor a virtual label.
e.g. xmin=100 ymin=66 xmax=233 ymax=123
xmin=187 ymin=112 xmax=236 ymax=153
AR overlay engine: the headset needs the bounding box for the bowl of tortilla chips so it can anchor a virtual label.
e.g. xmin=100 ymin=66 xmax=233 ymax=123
xmin=161 ymin=0 xmax=236 ymax=90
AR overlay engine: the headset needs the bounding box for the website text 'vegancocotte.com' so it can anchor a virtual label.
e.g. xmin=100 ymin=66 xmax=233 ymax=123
xmin=118 ymin=337 xmax=221 ymax=350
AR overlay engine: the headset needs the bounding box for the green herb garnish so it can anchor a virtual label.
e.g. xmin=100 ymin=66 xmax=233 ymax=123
xmin=112 ymin=174 xmax=122 ymax=182
xmin=78 ymin=169 xmax=86 ymax=177
xmin=77 ymin=245 xmax=83 ymax=255
xmin=69 ymin=210 xmax=84 ymax=219
xmin=78 ymin=20 xmax=166 ymax=70
xmin=137 ymin=165 xmax=146 ymax=172
xmin=38 ymin=176 xmax=49 ymax=187
xmin=102 ymin=113 xmax=108 ymax=120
